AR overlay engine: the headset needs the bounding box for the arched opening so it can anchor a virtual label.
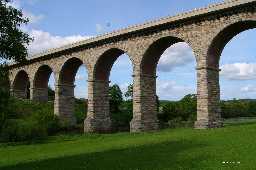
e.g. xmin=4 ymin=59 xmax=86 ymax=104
xmin=48 ymin=73 xmax=55 ymax=102
xmin=94 ymin=48 xmax=125 ymax=81
xmin=87 ymin=48 xmax=133 ymax=132
xmin=141 ymin=36 xmax=197 ymax=129
xmin=208 ymin=21 xmax=256 ymax=68
xmin=208 ymin=20 xmax=256 ymax=124
xmin=33 ymin=65 xmax=53 ymax=102
xmin=12 ymin=70 xmax=30 ymax=99
xmin=109 ymin=53 xmax=133 ymax=132
xmin=57 ymin=57 xmax=88 ymax=126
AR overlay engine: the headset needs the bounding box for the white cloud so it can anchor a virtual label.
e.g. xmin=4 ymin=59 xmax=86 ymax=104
xmin=7 ymin=0 xmax=44 ymax=25
xmin=27 ymin=29 xmax=91 ymax=55
xmin=241 ymin=85 xmax=256 ymax=93
xmin=75 ymin=75 xmax=85 ymax=81
xmin=156 ymin=80 xmax=195 ymax=100
xmin=220 ymin=63 xmax=256 ymax=80
xmin=24 ymin=11 xmax=44 ymax=24
xmin=157 ymin=42 xmax=194 ymax=72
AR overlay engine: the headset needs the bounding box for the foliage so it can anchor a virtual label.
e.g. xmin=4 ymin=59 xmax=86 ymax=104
xmin=74 ymin=98 xmax=87 ymax=124
xmin=0 ymin=96 xmax=90 ymax=142
xmin=0 ymin=0 xmax=32 ymax=62
xmin=109 ymin=84 xmax=133 ymax=131
xmin=0 ymin=0 xmax=32 ymax=133
xmin=158 ymin=94 xmax=197 ymax=128
xmin=124 ymin=84 xmax=133 ymax=99
xmin=220 ymin=99 xmax=256 ymax=118
xmin=0 ymin=98 xmax=61 ymax=142
xmin=109 ymin=84 xmax=123 ymax=114
xmin=1 ymin=119 xmax=47 ymax=142
xmin=0 ymin=64 xmax=10 ymax=130
xmin=111 ymin=100 xmax=133 ymax=131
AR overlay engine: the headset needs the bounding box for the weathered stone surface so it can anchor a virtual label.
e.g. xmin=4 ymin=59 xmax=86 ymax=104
xmin=54 ymin=84 xmax=76 ymax=126
xmin=7 ymin=0 xmax=256 ymax=132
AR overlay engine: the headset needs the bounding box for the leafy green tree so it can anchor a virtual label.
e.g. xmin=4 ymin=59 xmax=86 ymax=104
xmin=178 ymin=94 xmax=197 ymax=121
xmin=0 ymin=64 xmax=10 ymax=129
xmin=124 ymin=84 xmax=133 ymax=99
xmin=158 ymin=94 xmax=197 ymax=124
xmin=0 ymin=0 xmax=32 ymax=62
xmin=109 ymin=84 xmax=123 ymax=113
xmin=0 ymin=0 xmax=32 ymax=130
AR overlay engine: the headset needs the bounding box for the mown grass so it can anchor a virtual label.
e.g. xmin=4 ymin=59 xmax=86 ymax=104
xmin=1 ymin=122 xmax=256 ymax=170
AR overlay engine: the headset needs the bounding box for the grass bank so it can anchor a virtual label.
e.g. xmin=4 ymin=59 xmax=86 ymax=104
xmin=1 ymin=123 xmax=256 ymax=170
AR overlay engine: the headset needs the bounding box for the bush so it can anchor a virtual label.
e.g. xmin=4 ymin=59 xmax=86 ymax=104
xmin=74 ymin=98 xmax=87 ymax=124
xmin=167 ymin=117 xmax=194 ymax=128
xmin=0 ymin=119 xmax=47 ymax=142
xmin=47 ymin=116 xmax=61 ymax=135
xmin=0 ymin=97 xmax=63 ymax=142
xmin=111 ymin=101 xmax=133 ymax=132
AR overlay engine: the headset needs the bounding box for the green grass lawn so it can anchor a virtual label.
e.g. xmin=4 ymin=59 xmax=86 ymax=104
xmin=1 ymin=123 xmax=256 ymax=170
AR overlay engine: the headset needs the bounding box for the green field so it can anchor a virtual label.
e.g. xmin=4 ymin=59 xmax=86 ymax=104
xmin=1 ymin=122 xmax=256 ymax=170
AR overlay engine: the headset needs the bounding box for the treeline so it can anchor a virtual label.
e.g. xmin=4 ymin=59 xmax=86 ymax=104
xmin=157 ymin=94 xmax=197 ymax=128
xmin=221 ymin=99 xmax=256 ymax=118
xmin=158 ymin=96 xmax=256 ymax=127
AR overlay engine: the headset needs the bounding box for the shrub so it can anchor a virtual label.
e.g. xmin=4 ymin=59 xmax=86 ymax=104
xmin=74 ymin=98 xmax=87 ymax=124
xmin=167 ymin=117 xmax=194 ymax=128
xmin=0 ymin=119 xmax=47 ymax=142
xmin=111 ymin=101 xmax=133 ymax=132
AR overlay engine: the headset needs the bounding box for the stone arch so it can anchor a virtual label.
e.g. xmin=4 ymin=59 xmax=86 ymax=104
xmin=194 ymin=20 xmax=256 ymax=129
xmin=93 ymin=48 xmax=133 ymax=81
xmin=207 ymin=20 xmax=256 ymax=68
xmin=84 ymin=47 xmax=134 ymax=132
xmin=59 ymin=57 xmax=85 ymax=85
xmin=55 ymin=57 xmax=88 ymax=125
xmin=32 ymin=65 xmax=54 ymax=102
xmin=140 ymin=36 xmax=194 ymax=75
xmin=130 ymin=35 xmax=196 ymax=132
xmin=12 ymin=70 xmax=30 ymax=99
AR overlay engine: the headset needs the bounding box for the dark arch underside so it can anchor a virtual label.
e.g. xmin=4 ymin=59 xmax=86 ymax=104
xmin=13 ymin=70 xmax=30 ymax=99
xmin=141 ymin=36 xmax=184 ymax=75
xmin=59 ymin=58 xmax=84 ymax=85
xmin=94 ymin=48 xmax=125 ymax=81
xmin=208 ymin=20 xmax=256 ymax=67
xmin=34 ymin=65 xmax=53 ymax=88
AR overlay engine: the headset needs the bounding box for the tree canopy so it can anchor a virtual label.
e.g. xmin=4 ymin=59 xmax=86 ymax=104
xmin=0 ymin=0 xmax=32 ymax=62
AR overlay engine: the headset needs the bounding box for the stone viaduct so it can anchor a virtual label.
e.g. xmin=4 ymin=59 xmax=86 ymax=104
xmin=7 ymin=0 xmax=256 ymax=133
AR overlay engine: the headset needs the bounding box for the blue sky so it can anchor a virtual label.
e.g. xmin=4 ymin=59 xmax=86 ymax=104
xmin=12 ymin=0 xmax=256 ymax=100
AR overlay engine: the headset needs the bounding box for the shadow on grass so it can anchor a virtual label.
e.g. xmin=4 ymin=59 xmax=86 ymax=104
xmin=1 ymin=140 xmax=207 ymax=170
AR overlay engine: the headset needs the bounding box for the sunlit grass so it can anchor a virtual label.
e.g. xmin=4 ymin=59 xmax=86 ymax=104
xmin=1 ymin=122 xmax=256 ymax=170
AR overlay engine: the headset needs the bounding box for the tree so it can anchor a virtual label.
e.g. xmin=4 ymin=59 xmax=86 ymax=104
xmin=0 ymin=0 xmax=32 ymax=130
xmin=0 ymin=64 xmax=10 ymax=129
xmin=178 ymin=94 xmax=197 ymax=121
xmin=109 ymin=84 xmax=123 ymax=113
xmin=0 ymin=0 xmax=32 ymax=62
xmin=124 ymin=84 xmax=133 ymax=99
